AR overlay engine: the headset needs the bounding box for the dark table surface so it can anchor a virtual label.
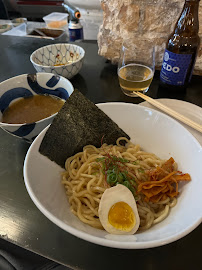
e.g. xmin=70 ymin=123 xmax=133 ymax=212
xmin=0 ymin=35 xmax=202 ymax=270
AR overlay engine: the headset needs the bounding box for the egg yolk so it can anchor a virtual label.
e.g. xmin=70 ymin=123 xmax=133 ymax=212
xmin=108 ymin=201 xmax=136 ymax=232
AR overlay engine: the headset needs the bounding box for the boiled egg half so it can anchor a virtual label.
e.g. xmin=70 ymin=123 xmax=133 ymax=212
xmin=98 ymin=184 xmax=140 ymax=235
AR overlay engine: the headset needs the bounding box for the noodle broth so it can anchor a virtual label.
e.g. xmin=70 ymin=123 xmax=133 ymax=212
xmin=2 ymin=94 xmax=65 ymax=124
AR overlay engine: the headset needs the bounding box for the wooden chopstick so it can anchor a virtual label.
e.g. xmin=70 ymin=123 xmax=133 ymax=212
xmin=135 ymin=91 xmax=202 ymax=133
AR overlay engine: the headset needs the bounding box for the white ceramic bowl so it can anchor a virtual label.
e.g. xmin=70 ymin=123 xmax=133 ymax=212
xmin=30 ymin=43 xmax=85 ymax=79
xmin=0 ymin=73 xmax=74 ymax=143
xmin=23 ymin=103 xmax=202 ymax=248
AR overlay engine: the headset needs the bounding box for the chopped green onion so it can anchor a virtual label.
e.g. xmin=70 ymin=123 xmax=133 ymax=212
xmin=138 ymin=168 xmax=145 ymax=173
xmin=96 ymin=154 xmax=139 ymax=198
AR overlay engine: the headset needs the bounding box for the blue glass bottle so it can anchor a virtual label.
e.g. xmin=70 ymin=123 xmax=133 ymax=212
xmin=160 ymin=0 xmax=200 ymax=90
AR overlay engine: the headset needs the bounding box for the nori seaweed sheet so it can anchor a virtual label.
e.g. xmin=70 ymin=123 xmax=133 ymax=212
xmin=39 ymin=89 xmax=130 ymax=168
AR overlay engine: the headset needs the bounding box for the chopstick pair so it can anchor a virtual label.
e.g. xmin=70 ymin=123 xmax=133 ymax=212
xmin=135 ymin=91 xmax=202 ymax=134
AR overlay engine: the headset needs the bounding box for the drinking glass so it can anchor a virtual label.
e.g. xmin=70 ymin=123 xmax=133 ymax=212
xmin=118 ymin=41 xmax=155 ymax=97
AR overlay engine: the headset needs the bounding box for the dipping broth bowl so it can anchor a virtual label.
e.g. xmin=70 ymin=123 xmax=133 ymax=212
xmin=30 ymin=43 xmax=85 ymax=79
xmin=0 ymin=73 xmax=74 ymax=143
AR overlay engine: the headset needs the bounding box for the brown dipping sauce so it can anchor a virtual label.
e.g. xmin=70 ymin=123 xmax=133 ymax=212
xmin=2 ymin=94 xmax=65 ymax=124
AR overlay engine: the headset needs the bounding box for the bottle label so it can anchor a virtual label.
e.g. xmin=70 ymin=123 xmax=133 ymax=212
xmin=160 ymin=49 xmax=192 ymax=86
xmin=69 ymin=27 xmax=83 ymax=42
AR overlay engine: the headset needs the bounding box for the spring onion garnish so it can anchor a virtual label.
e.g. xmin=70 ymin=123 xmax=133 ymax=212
xmin=96 ymin=154 xmax=141 ymax=200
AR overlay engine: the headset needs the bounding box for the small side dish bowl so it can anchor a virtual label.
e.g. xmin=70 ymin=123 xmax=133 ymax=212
xmin=30 ymin=43 xmax=85 ymax=79
xmin=0 ymin=24 xmax=12 ymax=33
xmin=0 ymin=73 xmax=74 ymax=143
xmin=12 ymin=17 xmax=27 ymax=27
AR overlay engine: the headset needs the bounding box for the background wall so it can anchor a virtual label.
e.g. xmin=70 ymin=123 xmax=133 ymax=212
xmin=97 ymin=0 xmax=202 ymax=74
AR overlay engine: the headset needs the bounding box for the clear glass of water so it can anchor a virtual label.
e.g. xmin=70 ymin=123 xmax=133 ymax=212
xmin=118 ymin=41 xmax=155 ymax=97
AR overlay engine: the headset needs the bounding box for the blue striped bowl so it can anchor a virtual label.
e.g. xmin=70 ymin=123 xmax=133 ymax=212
xmin=0 ymin=73 xmax=74 ymax=143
